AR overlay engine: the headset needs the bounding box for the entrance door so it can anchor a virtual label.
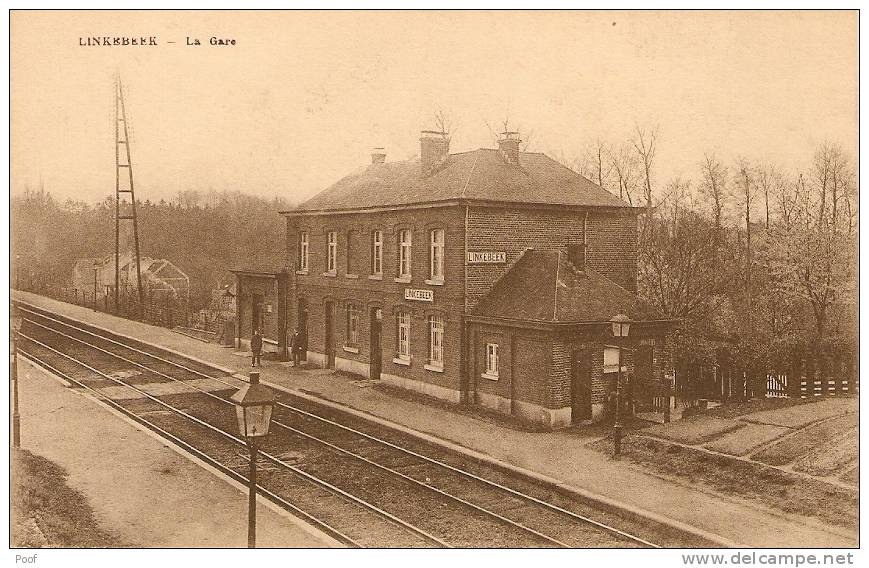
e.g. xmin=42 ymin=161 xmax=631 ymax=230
xmin=297 ymin=300 xmax=308 ymax=361
xmin=370 ymin=308 xmax=382 ymax=380
xmin=571 ymin=347 xmax=593 ymax=422
xmin=251 ymin=294 xmax=263 ymax=334
xmin=325 ymin=301 xmax=335 ymax=368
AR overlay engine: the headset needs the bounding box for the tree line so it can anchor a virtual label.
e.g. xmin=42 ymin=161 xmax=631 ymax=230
xmin=573 ymin=128 xmax=857 ymax=391
xmin=11 ymin=189 xmax=291 ymax=311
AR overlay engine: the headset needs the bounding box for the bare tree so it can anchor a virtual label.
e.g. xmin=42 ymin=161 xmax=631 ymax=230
xmin=735 ymin=158 xmax=757 ymax=326
xmin=631 ymin=123 xmax=659 ymax=215
xmin=433 ymin=108 xmax=455 ymax=143
xmin=609 ymin=143 xmax=639 ymax=206
xmin=700 ymin=154 xmax=728 ymax=233
xmin=755 ymin=163 xmax=778 ymax=229
xmin=575 ymin=139 xmax=612 ymax=192
xmin=765 ymin=144 xmax=857 ymax=349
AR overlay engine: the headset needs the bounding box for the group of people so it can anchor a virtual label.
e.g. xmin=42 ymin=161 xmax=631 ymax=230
xmin=249 ymin=328 xmax=306 ymax=368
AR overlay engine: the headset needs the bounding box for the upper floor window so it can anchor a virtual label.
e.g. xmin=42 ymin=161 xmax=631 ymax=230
xmin=428 ymin=315 xmax=444 ymax=368
xmin=346 ymin=230 xmax=355 ymax=275
xmin=430 ymin=229 xmax=445 ymax=281
xmin=326 ymin=231 xmax=337 ymax=273
xmin=398 ymin=229 xmax=412 ymax=278
xmin=397 ymin=311 xmax=411 ymax=360
xmin=346 ymin=303 xmax=359 ymax=346
xmin=372 ymin=230 xmax=383 ymax=275
xmin=484 ymin=343 xmax=499 ymax=379
xmin=299 ymin=232 xmax=309 ymax=272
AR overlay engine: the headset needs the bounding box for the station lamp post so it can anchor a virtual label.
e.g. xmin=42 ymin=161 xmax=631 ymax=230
xmin=610 ymin=314 xmax=631 ymax=458
xmin=11 ymin=306 xmax=23 ymax=448
xmin=231 ymin=370 xmax=276 ymax=548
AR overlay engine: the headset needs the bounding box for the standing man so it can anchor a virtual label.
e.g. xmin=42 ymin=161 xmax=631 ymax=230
xmin=291 ymin=328 xmax=303 ymax=369
xmin=251 ymin=329 xmax=263 ymax=367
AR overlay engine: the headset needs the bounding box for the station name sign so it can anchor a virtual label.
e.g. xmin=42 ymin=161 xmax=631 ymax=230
xmin=467 ymin=251 xmax=507 ymax=264
xmin=404 ymin=288 xmax=434 ymax=302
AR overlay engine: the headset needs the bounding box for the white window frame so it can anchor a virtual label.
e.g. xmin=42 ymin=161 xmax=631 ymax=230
xmin=397 ymin=312 xmax=411 ymax=361
xmin=483 ymin=343 xmax=499 ymax=380
xmin=398 ymin=229 xmax=412 ymax=278
xmin=346 ymin=304 xmax=359 ymax=347
xmin=327 ymin=231 xmax=337 ymax=273
xmin=299 ymin=232 xmax=309 ymax=272
xmin=429 ymin=228 xmax=445 ymax=282
xmin=372 ymin=230 xmax=383 ymax=275
xmin=427 ymin=315 xmax=444 ymax=370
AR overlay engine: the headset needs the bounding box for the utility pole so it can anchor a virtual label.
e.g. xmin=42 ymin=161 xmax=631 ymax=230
xmin=114 ymin=75 xmax=145 ymax=318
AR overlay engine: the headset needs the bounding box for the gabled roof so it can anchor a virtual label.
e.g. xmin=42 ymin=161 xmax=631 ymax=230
xmin=288 ymin=148 xmax=632 ymax=213
xmin=471 ymin=249 xmax=660 ymax=324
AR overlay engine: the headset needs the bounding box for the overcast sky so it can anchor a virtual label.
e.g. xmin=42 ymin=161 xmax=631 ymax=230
xmin=11 ymin=10 xmax=857 ymax=205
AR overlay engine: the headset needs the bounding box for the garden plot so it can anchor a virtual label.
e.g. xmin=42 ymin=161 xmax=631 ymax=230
xmin=642 ymin=416 xmax=742 ymax=444
xmin=740 ymin=398 xmax=857 ymax=428
xmin=792 ymin=429 xmax=858 ymax=477
xmin=752 ymin=414 xmax=857 ymax=466
xmin=704 ymin=423 xmax=789 ymax=456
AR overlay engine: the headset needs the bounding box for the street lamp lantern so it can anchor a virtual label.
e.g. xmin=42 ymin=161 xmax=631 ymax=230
xmin=609 ymin=313 xmax=632 ymax=458
xmin=230 ymin=370 xmax=275 ymax=548
xmin=231 ymin=371 xmax=276 ymax=438
xmin=611 ymin=313 xmax=631 ymax=338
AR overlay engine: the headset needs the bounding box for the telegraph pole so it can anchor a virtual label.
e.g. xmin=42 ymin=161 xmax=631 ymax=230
xmin=114 ymin=75 xmax=145 ymax=318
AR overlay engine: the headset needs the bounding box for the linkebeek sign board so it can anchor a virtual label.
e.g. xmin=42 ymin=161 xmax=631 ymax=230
xmin=404 ymin=288 xmax=434 ymax=302
xmin=467 ymin=251 xmax=507 ymax=264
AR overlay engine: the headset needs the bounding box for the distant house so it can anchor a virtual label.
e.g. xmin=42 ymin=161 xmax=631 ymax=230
xmin=72 ymin=253 xmax=190 ymax=305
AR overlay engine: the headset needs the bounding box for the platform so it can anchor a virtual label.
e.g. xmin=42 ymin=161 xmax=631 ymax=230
xmin=12 ymin=291 xmax=858 ymax=548
xmin=13 ymin=352 xmax=331 ymax=548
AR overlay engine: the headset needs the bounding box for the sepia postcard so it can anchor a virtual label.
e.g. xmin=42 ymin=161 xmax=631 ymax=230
xmin=6 ymin=7 xmax=860 ymax=565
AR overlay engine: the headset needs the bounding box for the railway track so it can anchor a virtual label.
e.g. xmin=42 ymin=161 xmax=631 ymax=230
xmin=15 ymin=302 xmax=691 ymax=548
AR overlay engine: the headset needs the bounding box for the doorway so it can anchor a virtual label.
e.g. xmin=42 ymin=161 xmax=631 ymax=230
xmin=370 ymin=307 xmax=382 ymax=379
xmin=297 ymin=299 xmax=308 ymax=362
xmin=571 ymin=347 xmax=593 ymax=422
xmin=325 ymin=301 xmax=335 ymax=368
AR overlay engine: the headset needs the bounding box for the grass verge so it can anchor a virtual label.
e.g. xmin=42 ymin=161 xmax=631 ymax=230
xmin=588 ymin=434 xmax=857 ymax=531
xmin=11 ymin=448 xmax=128 ymax=548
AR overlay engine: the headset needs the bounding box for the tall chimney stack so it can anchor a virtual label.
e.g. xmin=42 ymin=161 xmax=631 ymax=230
xmin=371 ymin=147 xmax=386 ymax=164
xmin=498 ymin=131 xmax=521 ymax=165
xmin=420 ymin=130 xmax=450 ymax=176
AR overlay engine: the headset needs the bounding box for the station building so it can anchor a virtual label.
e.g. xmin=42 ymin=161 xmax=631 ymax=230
xmin=235 ymin=130 xmax=675 ymax=428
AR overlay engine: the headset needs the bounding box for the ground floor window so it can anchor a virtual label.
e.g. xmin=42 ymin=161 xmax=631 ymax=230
xmin=483 ymin=343 xmax=499 ymax=379
xmin=397 ymin=312 xmax=411 ymax=360
xmin=345 ymin=303 xmax=359 ymax=346
xmin=428 ymin=315 xmax=444 ymax=368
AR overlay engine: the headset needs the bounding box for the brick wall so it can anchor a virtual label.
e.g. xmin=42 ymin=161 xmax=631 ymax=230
xmin=466 ymin=206 xmax=638 ymax=309
xmin=286 ymin=206 xmax=467 ymax=393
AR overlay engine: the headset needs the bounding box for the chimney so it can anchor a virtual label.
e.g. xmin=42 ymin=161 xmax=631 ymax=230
xmin=498 ymin=131 xmax=521 ymax=165
xmin=371 ymin=147 xmax=386 ymax=164
xmin=567 ymin=242 xmax=587 ymax=272
xmin=420 ymin=130 xmax=450 ymax=175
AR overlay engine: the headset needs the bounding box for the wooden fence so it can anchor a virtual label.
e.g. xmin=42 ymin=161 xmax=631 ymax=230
xmin=681 ymin=351 xmax=857 ymax=401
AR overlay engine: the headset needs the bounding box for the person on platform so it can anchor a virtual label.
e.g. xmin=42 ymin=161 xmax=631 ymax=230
xmin=251 ymin=329 xmax=263 ymax=367
xmin=291 ymin=328 xmax=304 ymax=368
